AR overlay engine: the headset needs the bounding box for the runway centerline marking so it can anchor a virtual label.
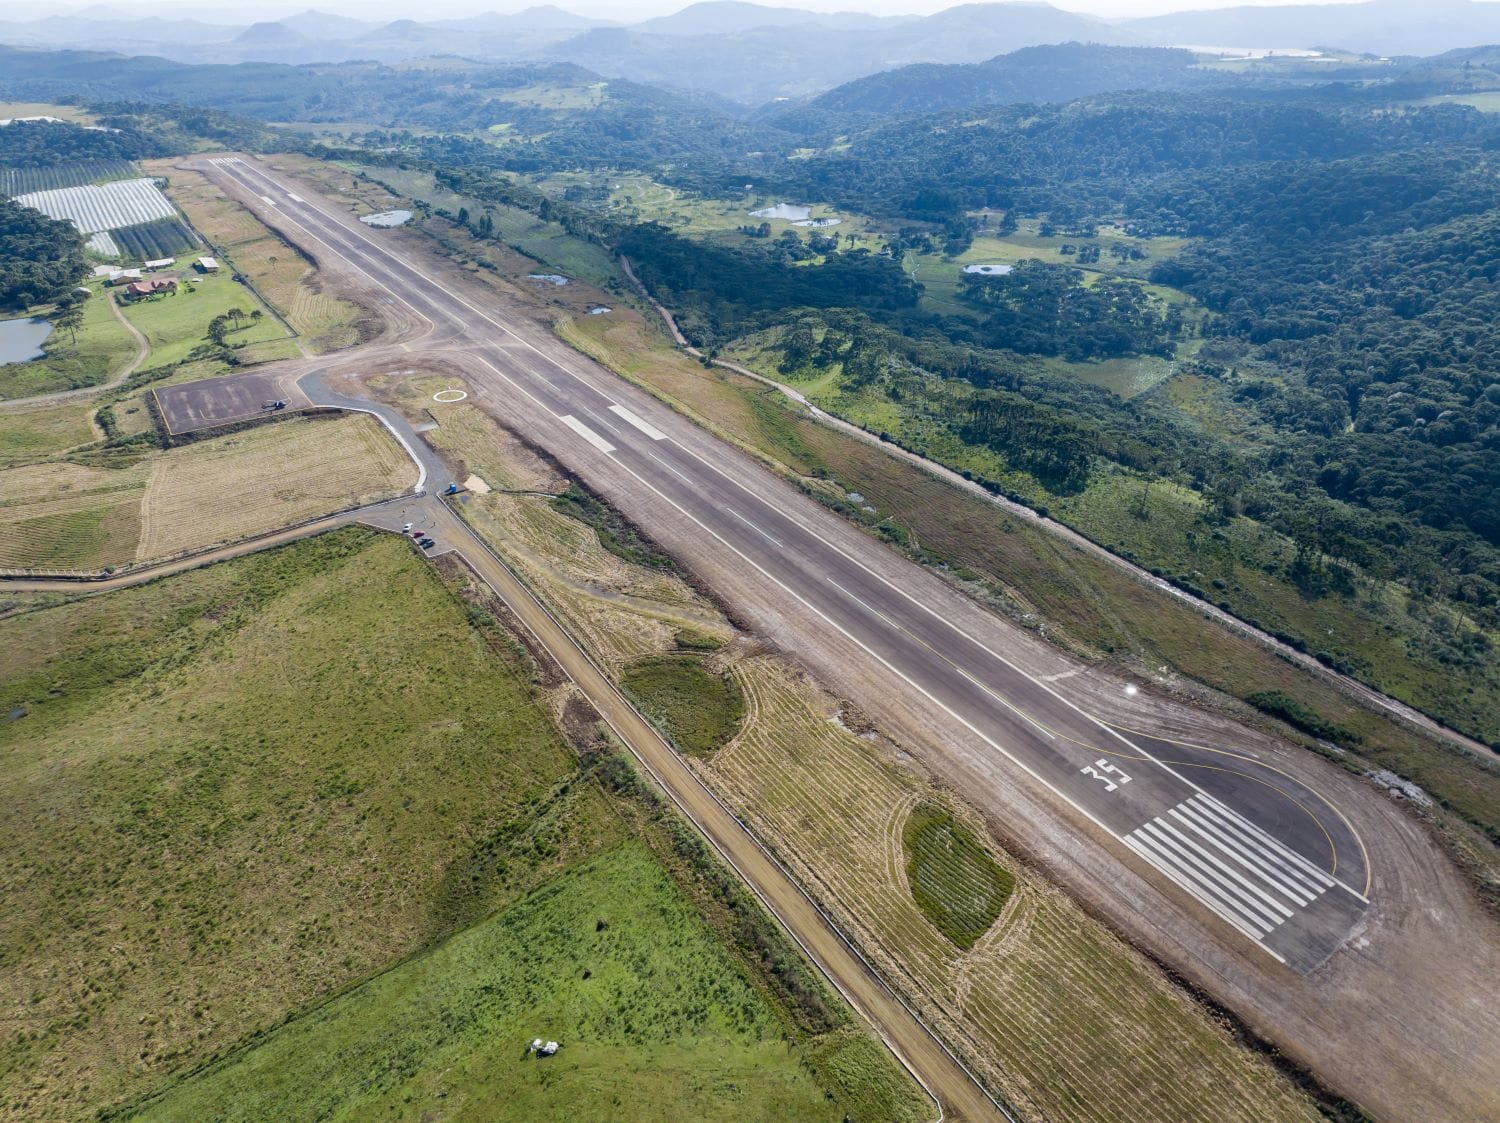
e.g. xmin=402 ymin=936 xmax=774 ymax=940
xmin=727 ymin=508 xmax=783 ymax=548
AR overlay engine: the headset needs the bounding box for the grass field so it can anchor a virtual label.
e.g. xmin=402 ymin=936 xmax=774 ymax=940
xmin=130 ymin=844 xmax=856 ymax=1123
xmin=0 ymin=530 xmax=582 ymax=1118
xmin=556 ymin=305 xmax=1500 ymax=888
xmin=0 ymin=413 xmax=413 ymax=571
xmin=118 ymin=271 xmax=286 ymax=368
xmin=0 ymin=398 xmax=97 ymax=465
xmin=0 ymin=283 xmax=138 ymax=400
xmin=622 ymin=655 xmax=745 ymax=757
xmin=710 ymin=655 xmax=1322 ymax=1123
xmin=1 ymin=529 xmax=923 ymax=1120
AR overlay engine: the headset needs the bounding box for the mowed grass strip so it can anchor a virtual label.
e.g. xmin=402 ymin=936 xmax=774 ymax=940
xmin=903 ymin=805 xmax=1014 ymax=949
xmin=127 ymin=844 xmax=852 ymax=1123
xmin=621 ymin=655 xmax=744 ymax=757
xmin=0 ymin=530 xmax=581 ymax=1120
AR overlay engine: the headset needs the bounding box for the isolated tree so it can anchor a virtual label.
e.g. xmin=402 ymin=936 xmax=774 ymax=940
xmin=54 ymin=303 xmax=84 ymax=345
xmin=250 ymin=309 xmax=263 ymax=324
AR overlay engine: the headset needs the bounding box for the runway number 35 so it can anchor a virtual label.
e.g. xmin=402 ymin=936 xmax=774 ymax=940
xmin=1081 ymin=758 xmax=1132 ymax=792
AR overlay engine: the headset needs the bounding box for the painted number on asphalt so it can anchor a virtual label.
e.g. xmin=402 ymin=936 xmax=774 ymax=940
xmin=1080 ymin=758 xmax=1132 ymax=792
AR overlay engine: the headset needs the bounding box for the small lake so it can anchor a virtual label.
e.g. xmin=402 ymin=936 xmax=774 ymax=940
xmin=963 ymin=263 xmax=1014 ymax=276
xmin=0 ymin=317 xmax=52 ymax=365
xmin=750 ymin=203 xmax=811 ymax=221
xmin=360 ymin=209 xmax=413 ymax=227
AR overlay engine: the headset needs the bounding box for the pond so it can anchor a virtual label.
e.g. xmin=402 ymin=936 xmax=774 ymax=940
xmin=0 ymin=317 xmax=52 ymax=365
xmin=528 ymin=273 xmax=570 ymax=286
xmin=962 ymin=263 xmax=1014 ymax=276
xmin=360 ymin=209 xmax=413 ymax=227
xmin=750 ymin=203 xmax=811 ymax=221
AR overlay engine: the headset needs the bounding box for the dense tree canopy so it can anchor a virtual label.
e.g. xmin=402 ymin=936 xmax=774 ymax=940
xmin=0 ymin=197 xmax=86 ymax=310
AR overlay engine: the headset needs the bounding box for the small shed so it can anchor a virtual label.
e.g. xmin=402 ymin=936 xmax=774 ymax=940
xmin=144 ymin=257 xmax=176 ymax=271
xmin=196 ymin=256 xmax=220 ymax=273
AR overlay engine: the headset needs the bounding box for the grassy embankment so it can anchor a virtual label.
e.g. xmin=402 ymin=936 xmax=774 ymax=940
xmin=0 ymin=528 xmax=923 ymax=1122
xmin=351 ymin=364 xmax=1338 ymax=1121
xmin=0 ymin=413 xmax=413 ymax=571
xmin=728 ymin=324 xmax=1498 ymax=748
xmin=557 ymin=306 xmax=1500 ymax=891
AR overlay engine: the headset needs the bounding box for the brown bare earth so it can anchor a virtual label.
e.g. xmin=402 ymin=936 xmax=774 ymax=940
xmin=119 ymin=157 xmax=1500 ymax=1121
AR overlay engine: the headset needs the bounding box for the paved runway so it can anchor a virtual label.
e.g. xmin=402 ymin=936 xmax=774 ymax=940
xmin=204 ymin=155 xmax=1370 ymax=974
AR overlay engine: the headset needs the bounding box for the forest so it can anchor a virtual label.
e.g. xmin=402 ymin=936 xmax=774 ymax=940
xmin=0 ymin=197 xmax=86 ymax=309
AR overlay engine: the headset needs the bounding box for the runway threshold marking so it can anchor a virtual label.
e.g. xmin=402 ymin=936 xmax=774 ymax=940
xmin=609 ymin=403 xmax=668 ymax=441
xmin=558 ymin=414 xmax=616 ymax=453
xmin=1122 ymin=792 xmax=1335 ymax=951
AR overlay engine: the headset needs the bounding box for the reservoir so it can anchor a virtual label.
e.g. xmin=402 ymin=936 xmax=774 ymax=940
xmin=0 ymin=317 xmax=52 ymax=365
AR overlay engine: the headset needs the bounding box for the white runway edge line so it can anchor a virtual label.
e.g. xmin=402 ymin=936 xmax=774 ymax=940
xmin=559 ymin=414 xmax=616 ymax=453
xmin=210 ymin=158 xmax=1347 ymax=956
xmin=1124 ymin=793 xmax=1334 ymax=946
xmin=609 ymin=403 xmax=668 ymax=441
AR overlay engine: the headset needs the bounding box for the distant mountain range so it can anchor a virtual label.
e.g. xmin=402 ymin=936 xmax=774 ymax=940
xmin=4 ymin=0 xmax=1500 ymax=102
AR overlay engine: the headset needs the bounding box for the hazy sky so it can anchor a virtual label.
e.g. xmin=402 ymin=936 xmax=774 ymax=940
xmin=30 ymin=0 xmax=1379 ymax=23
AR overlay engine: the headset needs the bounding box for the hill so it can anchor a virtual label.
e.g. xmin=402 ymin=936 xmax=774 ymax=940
xmin=773 ymin=43 xmax=1216 ymax=129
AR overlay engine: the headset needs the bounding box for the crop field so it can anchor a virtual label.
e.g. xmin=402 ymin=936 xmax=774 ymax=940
xmin=15 ymin=177 xmax=176 ymax=234
xmin=0 ymin=414 xmax=413 ymax=572
xmin=0 ymin=158 xmax=136 ymax=197
xmin=708 ymin=656 xmax=1322 ymax=1123
xmin=621 ymin=655 xmax=744 ymax=756
xmin=0 ymin=281 xmax=138 ymax=400
xmin=130 ymin=844 xmax=860 ymax=1123
xmin=110 ymin=217 xmax=199 ymax=261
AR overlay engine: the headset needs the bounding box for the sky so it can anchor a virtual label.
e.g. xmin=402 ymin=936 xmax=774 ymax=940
xmin=20 ymin=0 xmax=1385 ymax=23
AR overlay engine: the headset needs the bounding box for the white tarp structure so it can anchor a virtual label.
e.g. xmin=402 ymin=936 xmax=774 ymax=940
xmin=15 ymin=178 xmax=175 ymax=235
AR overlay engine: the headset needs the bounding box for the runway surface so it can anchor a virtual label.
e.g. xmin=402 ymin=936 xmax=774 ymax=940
xmin=203 ymin=155 xmax=1370 ymax=975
